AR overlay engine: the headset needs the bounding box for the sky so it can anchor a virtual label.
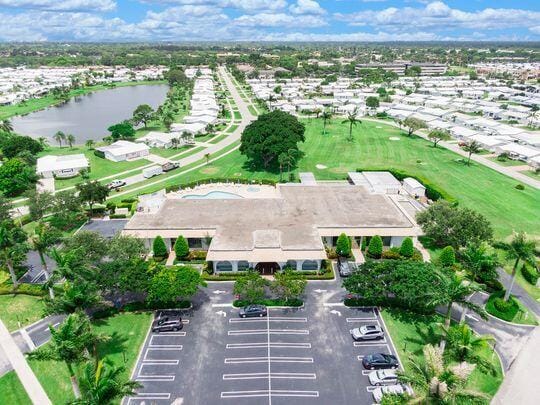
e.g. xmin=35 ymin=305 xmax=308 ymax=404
xmin=0 ymin=0 xmax=539 ymax=42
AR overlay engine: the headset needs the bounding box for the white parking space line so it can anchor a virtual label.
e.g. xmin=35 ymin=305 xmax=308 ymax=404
xmin=346 ymin=317 xmax=378 ymax=322
xmin=136 ymin=376 xmax=175 ymax=382
xmin=221 ymin=390 xmax=319 ymax=398
xmin=357 ymin=355 xmax=365 ymax=360
xmin=223 ymin=372 xmax=316 ymax=380
xmin=141 ymin=361 xmax=179 ymax=365
xmin=229 ymin=317 xmax=307 ymax=323
xmin=353 ymin=338 xmax=387 ymax=346
xmin=225 ymin=356 xmax=314 ymax=364
xmin=323 ymin=302 xmax=345 ymax=307
xmin=226 ymin=342 xmax=311 ymax=349
xmin=354 ymin=342 xmax=391 ymax=349
xmin=127 ymin=393 xmax=171 ymax=404
xmin=228 ymin=329 xmax=309 ymax=336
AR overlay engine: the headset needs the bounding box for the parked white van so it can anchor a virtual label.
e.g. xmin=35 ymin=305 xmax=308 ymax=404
xmin=143 ymin=165 xmax=163 ymax=179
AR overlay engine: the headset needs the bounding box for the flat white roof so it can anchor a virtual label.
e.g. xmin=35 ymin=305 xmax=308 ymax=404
xmin=97 ymin=140 xmax=149 ymax=156
xmin=36 ymin=154 xmax=89 ymax=173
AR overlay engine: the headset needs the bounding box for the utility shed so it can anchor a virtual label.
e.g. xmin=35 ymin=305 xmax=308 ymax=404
xmin=350 ymin=171 xmax=401 ymax=194
xmin=403 ymin=177 xmax=426 ymax=197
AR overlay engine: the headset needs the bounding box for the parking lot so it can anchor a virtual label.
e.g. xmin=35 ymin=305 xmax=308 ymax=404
xmin=126 ymin=284 xmax=402 ymax=405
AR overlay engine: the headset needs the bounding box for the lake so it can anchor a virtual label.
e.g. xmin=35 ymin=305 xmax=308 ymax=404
xmin=12 ymin=84 xmax=169 ymax=143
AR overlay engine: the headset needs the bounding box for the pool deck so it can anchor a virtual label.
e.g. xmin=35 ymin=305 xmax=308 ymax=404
xmin=167 ymin=183 xmax=279 ymax=199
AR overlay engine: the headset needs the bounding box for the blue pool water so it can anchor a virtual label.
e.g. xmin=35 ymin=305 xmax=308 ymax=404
xmin=182 ymin=191 xmax=243 ymax=199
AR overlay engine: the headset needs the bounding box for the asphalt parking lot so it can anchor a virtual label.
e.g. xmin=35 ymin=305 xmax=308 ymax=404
xmin=126 ymin=284 xmax=401 ymax=405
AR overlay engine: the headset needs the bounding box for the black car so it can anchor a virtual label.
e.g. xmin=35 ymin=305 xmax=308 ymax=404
xmin=362 ymin=353 xmax=399 ymax=370
xmin=239 ymin=304 xmax=267 ymax=318
xmin=337 ymin=256 xmax=352 ymax=277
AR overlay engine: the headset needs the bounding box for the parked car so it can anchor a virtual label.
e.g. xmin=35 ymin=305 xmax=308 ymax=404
xmin=143 ymin=165 xmax=163 ymax=178
xmin=337 ymin=256 xmax=352 ymax=277
xmin=162 ymin=161 xmax=180 ymax=172
xmin=372 ymin=384 xmax=414 ymax=403
xmin=362 ymin=353 xmax=399 ymax=370
xmin=107 ymin=179 xmax=126 ymax=189
xmin=151 ymin=316 xmax=183 ymax=333
xmin=350 ymin=325 xmax=384 ymax=341
xmin=368 ymin=370 xmax=398 ymax=386
xmin=239 ymin=304 xmax=267 ymax=318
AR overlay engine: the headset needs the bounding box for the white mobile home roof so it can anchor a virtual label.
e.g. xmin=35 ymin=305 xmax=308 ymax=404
xmin=97 ymin=140 xmax=149 ymax=157
xmin=498 ymin=143 xmax=540 ymax=158
xmin=36 ymin=154 xmax=89 ymax=173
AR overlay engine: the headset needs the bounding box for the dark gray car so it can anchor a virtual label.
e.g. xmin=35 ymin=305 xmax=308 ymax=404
xmin=239 ymin=304 xmax=267 ymax=318
xmin=338 ymin=256 xmax=352 ymax=277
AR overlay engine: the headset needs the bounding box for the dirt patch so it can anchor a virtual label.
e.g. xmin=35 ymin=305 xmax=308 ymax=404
xmin=200 ymin=167 xmax=219 ymax=175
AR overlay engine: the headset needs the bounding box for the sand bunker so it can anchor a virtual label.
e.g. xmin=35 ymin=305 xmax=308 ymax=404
xmin=389 ymin=137 xmax=401 ymax=141
xmin=316 ymin=164 xmax=327 ymax=169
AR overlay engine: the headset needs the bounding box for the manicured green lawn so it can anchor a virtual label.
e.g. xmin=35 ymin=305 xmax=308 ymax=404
xmin=0 ymin=294 xmax=46 ymax=332
xmin=381 ymin=308 xmax=503 ymax=400
xmin=0 ymin=371 xmax=31 ymax=405
xmin=226 ymin=124 xmax=239 ymax=133
xmin=151 ymin=145 xmax=193 ymax=158
xmin=209 ymin=134 xmax=228 ymax=144
xmin=29 ymin=311 xmax=151 ymax=404
xmin=520 ymin=169 xmax=539 ymax=180
xmin=487 ymin=157 xmax=528 ymax=167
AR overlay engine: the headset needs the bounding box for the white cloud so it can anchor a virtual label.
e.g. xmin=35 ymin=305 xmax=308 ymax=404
xmin=139 ymin=0 xmax=287 ymax=13
xmin=234 ymin=12 xmax=326 ymax=28
xmin=289 ymin=0 xmax=325 ymax=15
xmin=0 ymin=0 xmax=116 ymax=12
xmin=335 ymin=1 xmax=540 ymax=31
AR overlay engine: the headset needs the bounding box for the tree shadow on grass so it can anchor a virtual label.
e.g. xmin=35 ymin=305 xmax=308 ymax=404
xmin=97 ymin=331 xmax=129 ymax=358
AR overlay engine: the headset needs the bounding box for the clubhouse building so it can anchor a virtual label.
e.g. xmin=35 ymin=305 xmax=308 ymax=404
xmin=123 ymin=176 xmax=423 ymax=274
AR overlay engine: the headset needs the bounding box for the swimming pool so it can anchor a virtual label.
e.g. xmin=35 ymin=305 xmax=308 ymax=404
xmin=182 ymin=191 xmax=243 ymax=199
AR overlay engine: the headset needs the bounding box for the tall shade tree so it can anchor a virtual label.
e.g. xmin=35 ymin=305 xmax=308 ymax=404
xmin=132 ymin=104 xmax=154 ymax=128
xmin=428 ymin=129 xmax=451 ymax=148
xmin=402 ymin=117 xmax=427 ymax=137
xmin=107 ymin=122 xmax=135 ymax=141
xmin=342 ymin=107 xmax=362 ymax=142
xmin=463 ymin=140 xmax=482 ymax=166
xmin=270 ymin=268 xmax=307 ymax=303
xmin=0 ymin=224 xmax=28 ymax=288
xmin=66 ymin=133 xmax=76 ymax=148
xmin=29 ymin=313 xmax=101 ymax=399
xmin=85 ymin=139 xmax=95 ymax=150
xmin=398 ymin=344 xmax=488 ymax=404
xmin=240 ymin=110 xmax=305 ymax=169
xmin=320 ymin=110 xmax=333 ymax=135
xmin=54 ymin=131 xmax=66 ymax=147
xmin=233 ymin=270 xmax=268 ymax=303
xmin=72 ymin=358 xmax=141 ymax=405
xmin=499 ymin=231 xmax=537 ymax=301
xmin=147 ymin=265 xmax=206 ymax=305
xmin=29 ymin=222 xmax=62 ymax=298
xmin=0 ymin=119 xmax=13 ymax=133
xmin=76 ymin=181 xmax=110 ymax=216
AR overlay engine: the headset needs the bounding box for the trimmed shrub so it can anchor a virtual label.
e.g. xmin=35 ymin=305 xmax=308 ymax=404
xmin=382 ymin=249 xmax=401 ymax=260
xmin=233 ymin=298 xmax=303 ymax=308
xmin=174 ymin=236 xmax=189 ymax=260
xmin=515 ymin=184 xmax=525 ymax=190
xmin=152 ymin=235 xmax=168 ymax=258
xmin=336 ymin=233 xmax=351 ymax=257
xmin=485 ymin=291 xmax=520 ymax=322
xmin=109 ymin=214 xmax=126 ymax=219
xmin=399 ymin=237 xmax=414 ymax=258
xmin=439 ymin=246 xmax=456 ymax=267
xmin=367 ymin=235 xmax=383 ymax=259
xmin=522 ymin=264 xmax=539 ymax=286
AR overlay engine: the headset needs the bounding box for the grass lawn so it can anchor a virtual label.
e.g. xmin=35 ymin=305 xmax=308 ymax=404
xmin=0 ymin=371 xmax=31 ymax=405
xmin=381 ymin=308 xmax=503 ymax=400
xmin=29 ymin=311 xmax=151 ymax=404
xmin=37 ymin=146 xmax=150 ymax=190
xmin=520 ymin=170 xmax=539 ymax=180
xmin=233 ymin=111 xmax=242 ymax=120
xmin=226 ymin=124 xmax=239 ymax=133
xmin=487 ymin=157 xmax=528 ymax=167
xmin=150 ymin=145 xmax=193 ymax=158
xmin=209 ymin=134 xmax=228 ymax=144
xmin=0 ymin=294 xmax=46 ymax=332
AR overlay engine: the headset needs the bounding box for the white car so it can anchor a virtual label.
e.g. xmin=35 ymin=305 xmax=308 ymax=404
xmin=350 ymin=325 xmax=384 ymax=341
xmin=372 ymin=383 xmax=414 ymax=403
xmin=107 ymin=179 xmax=126 ymax=189
xmin=368 ymin=369 xmax=398 ymax=386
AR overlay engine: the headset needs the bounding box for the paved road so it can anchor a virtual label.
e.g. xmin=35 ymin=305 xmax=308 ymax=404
xmin=364 ymin=118 xmax=540 ymax=189
xmin=497 ymin=267 xmax=540 ymax=317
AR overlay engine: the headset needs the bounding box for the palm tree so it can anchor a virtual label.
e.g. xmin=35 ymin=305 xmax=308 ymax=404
xmin=29 ymin=222 xmax=61 ymax=299
xmin=342 ymin=107 xmax=362 ymax=142
xmin=460 ymin=243 xmax=498 ymax=284
xmin=85 ymin=139 xmax=95 ymax=150
xmin=66 ymin=133 xmax=76 ymax=148
xmin=398 ymin=344 xmax=488 ymax=404
xmin=320 ymin=110 xmax=332 ymax=135
xmin=440 ymin=323 xmax=496 ymax=373
xmin=37 ymin=137 xmax=49 ymax=149
xmin=278 ymin=153 xmax=289 ymax=183
xmin=463 ymin=140 xmax=481 ymax=166
xmin=171 ymin=137 xmax=180 ymax=149
xmin=29 ymin=313 xmax=99 ymax=398
xmin=72 ymin=358 xmax=141 ymax=405
xmin=204 ymin=153 xmax=210 ymax=165
xmin=0 ymin=119 xmax=13 ymax=133
xmin=54 ymin=131 xmax=66 ymax=147
xmin=429 ymin=272 xmax=486 ymax=350
xmin=0 ymin=225 xmax=28 ymax=289
xmin=286 ymin=148 xmax=298 ymax=175
xmin=499 ymin=231 xmax=537 ymax=301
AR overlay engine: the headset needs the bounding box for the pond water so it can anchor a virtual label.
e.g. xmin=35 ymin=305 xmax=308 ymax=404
xmin=11 ymin=84 xmax=169 ymax=143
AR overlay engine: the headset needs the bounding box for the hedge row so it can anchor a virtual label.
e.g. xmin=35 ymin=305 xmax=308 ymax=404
xmin=92 ymin=300 xmax=191 ymax=319
xmin=355 ymin=168 xmax=454 ymax=201
xmin=0 ymin=283 xmax=47 ymax=296
xmin=165 ymin=177 xmax=277 ymax=193
xmin=233 ymin=298 xmax=303 ymax=308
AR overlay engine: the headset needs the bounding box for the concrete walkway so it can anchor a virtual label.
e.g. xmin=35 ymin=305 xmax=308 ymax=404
xmin=364 ymin=118 xmax=540 ymax=189
xmin=0 ymin=320 xmax=51 ymax=404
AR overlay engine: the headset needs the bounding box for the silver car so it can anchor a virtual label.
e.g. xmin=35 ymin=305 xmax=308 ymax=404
xmin=350 ymin=324 xmax=384 ymax=341
xmin=368 ymin=369 xmax=398 ymax=386
xmin=372 ymin=383 xmax=414 ymax=403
